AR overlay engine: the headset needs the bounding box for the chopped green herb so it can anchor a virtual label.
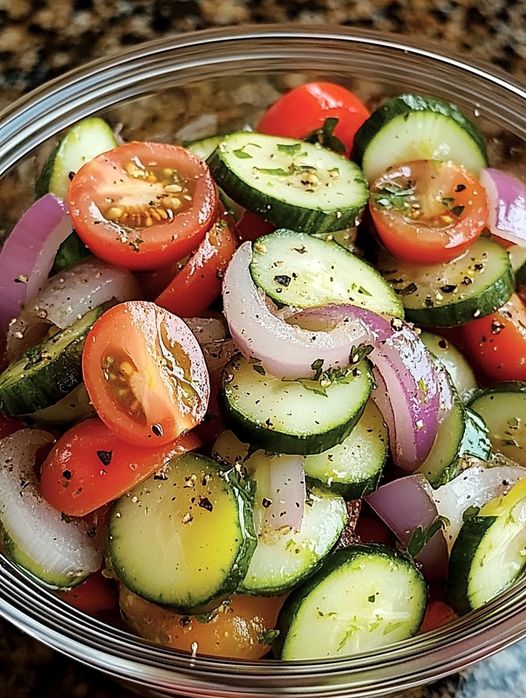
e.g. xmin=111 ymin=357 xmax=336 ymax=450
xmin=406 ymin=515 xmax=450 ymax=558
xmin=255 ymin=166 xmax=291 ymax=176
xmin=311 ymin=358 xmax=324 ymax=381
xmin=233 ymin=146 xmax=253 ymax=159
xmin=258 ymin=629 xmax=280 ymax=645
xmin=277 ymin=142 xmax=303 ymax=155
xmin=450 ymin=205 xmax=465 ymax=217
xmin=463 ymin=505 xmax=481 ymax=522
xmin=304 ymin=117 xmax=346 ymax=155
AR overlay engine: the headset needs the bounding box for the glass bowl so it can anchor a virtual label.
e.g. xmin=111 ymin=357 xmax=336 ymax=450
xmin=1 ymin=24 xmax=526 ymax=698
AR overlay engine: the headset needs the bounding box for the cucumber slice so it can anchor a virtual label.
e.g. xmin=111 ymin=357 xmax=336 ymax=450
xmin=446 ymin=478 xmax=526 ymax=613
xmin=352 ymin=94 xmax=488 ymax=181
xmin=51 ymin=232 xmax=90 ymax=274
xmin=469 ymin=382 xmax=526 ymax=466
xmin=221 ymin=355 xmax=372 ymax=455
xmin=208 ymin=132 xmax=369 ymax=234
xmin=378 ymin=237 xmax=514 ymax=327
xmin=509 ymin=245 xmax=526 ymax=291
xmin=185 ymin=134 xmax=245 ymax=220
xmin=301 ymin=399 xmax=387 ymax=498
xmin=185 ymin=134 xmax=224 ymax=161
xmin=241 ymin=479 xmax=347 ymax=595
xmin=275 ymin=544 xmax=427 ymax=660
xmin=0 ymin=303 xmax=110 ymax=416
xmin=35 ymin=117 xmax=117 ymax=199
xmin=420 ymin=332 xmax=477 ymax=402
xmin=418 ymin=390 xmax=490 ymax=487
xmin=214 ymin=399 xmax=386 ymax=500
xmin=108 ymin=452 xmax=256 ymax=613
xmin=23 ymin=384 xmax=94 ymax=427
xmin=250 ymin=229 xmax=403 ymax=317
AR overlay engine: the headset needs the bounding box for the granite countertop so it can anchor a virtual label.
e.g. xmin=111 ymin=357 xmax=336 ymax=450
xmin=1 ymin=1 xmax=526 ymax=696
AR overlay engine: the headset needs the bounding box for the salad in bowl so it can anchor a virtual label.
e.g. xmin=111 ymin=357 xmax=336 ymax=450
xmin=0 ymin=71 xmax=525 ymax=667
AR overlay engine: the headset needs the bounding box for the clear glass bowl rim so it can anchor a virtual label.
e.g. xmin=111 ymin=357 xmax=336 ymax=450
xmin=1 ymin=24 xmax=526 ymax=697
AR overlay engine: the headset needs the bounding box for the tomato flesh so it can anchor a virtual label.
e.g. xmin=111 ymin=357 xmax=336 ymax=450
xmin=40 ymin=417 xmax=200 ymax=515
xmin=68 ymin=142 xmax=218 ymax=270
xmin=156 ymin=217 xmax=237 ymax=317
xmin=58 ymin=571 xmax=118 ymax=616
xmin=456 ymin=293 xmax=526 ymax=382
xmin=82 ymin=301 xmax=210 ymax=447
xmin=120 ymin=587 xmax=284 ymax=659
xmin=420 ymin=600 xmax=457 ymax=634
xmin=370 ymin=160 xmax=489 ymax=264
xmin=257 ymin=81 xmax=369 ymax=156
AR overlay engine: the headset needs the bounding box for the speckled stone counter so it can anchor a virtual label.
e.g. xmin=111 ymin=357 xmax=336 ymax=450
xmin=1 ymin=1 xmax=526 ymax=696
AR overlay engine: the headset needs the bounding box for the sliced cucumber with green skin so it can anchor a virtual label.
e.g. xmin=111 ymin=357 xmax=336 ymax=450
xmin=250 ymin=229 xmax=403 ymax=317
xmin=420 ymin=332 xmax=477 ymax=402
xmin=469 ymin=382 xmax=526 ymax=466
xmin=185 ymin=134 xmax=224 ymax=161
xmin=108 ymin=452 xmax=256 ymax=613
xmin=378 ymin=238 xmax=514 ymax=327
xmin=51 ymin=231 xmax=90 ymax=274
xmin=275 ymin=544 xmax=427 ymax=660
xmin=446 ymin=479 xmax=526 ymax=614
xmin=241 ymin=479 xmax=347 ymax=595
xmin=0 ymin=303 xmax=109 ymax=416
xmin=418 ymin=392 xmax=491 ymax=487
xmin=35 ymin=117 xmax=117 ymax=199
xmin=352 ymin=94 xmax=488 ymax=182
xmin=213 ymin=398 xmax=386 ymax=499
xmin=186 ymin=134 xmax=245 ymax=220
xmin=221 ymin=355 xmax=372 ymax=455
xmin=208 ymin=132 xmax=369 ymax=234
xmin=509 ymin=245 xmax=526 ymax=291
xmin=23 ymin=384 xmax=94 ymax=427
xmin=301 ymin=399 xmax=387 ymax=498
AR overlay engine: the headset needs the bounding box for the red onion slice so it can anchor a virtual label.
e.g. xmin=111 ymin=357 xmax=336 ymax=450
xmin=0 ymin=195 xmax=72 ymax=335
xmin=480 ymin=168 xmax=526 ymax=245
xmin=7 ymin=258 xmax=141 ymax=361
xmin=222 ymin=242 xmax=370 ymax=379
xmin=252 ymin=452 xmax=306 ymax=532
xmin=367 ymin=474 xmax=449 ymax=581
xmin=433 ymin=462 xmax=526 ymax=550
xmin=292 ymin=305 xmax=440 ymax=470
xmin=367 ymin=462 xmax=526 ymax=580
xmin=0 ymin=429 xmax=103 ymax=584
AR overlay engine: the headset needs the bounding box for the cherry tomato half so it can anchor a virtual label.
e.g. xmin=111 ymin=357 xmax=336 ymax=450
xmin=257 ymin=81 xmax=369 ymax=156
xmin=68 ymin=142 xmax=218 ymax=271
xmin=156 ymin=217 xmax=237 ymax=317
xmin=235 ymin=210 xmax=275 ymax=243
xmin=40 ymin=417 xmax=200 ymax=516
xmin=0 ymin=415 xmax=23 ymax=440
xmin=120 ymin=586 xmax=284 ymax=660
xmin=370 ymin=160 xmax=489 ymax=264
xmin=58 ymin=571 xmax=118 ymax=616
xmin=82 ymin=302 xmax=210 ymax=447
xmin=456 ymin=293 xmax=526 ymax=382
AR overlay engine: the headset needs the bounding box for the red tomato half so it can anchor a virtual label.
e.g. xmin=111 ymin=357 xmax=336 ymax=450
xmin=456 ymin=293 xmax=526 ymax=382
xmin=40 ymin=417 xmax=200 ymax=516
xmin=235 ymin=210 xmax=275 ymax=243
xmin=370 ymin=160 xmax=489 ymax=264
xmin=0 ymin=415 xmax=23 ymax=440
xmin=82 ymin=302 xmax=210 ymax=447
xmin=257 ymin=81 xmax=369 ymax=156
xmin=420 ymin=601 xmax=457 ymax=634
xmin=156 ymin=217 xmax=237 ymax=317
xmin=68 ymin=142 xmax=218 ymax=270
xmin=58 ymin=571 xmax=118 ymax=616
